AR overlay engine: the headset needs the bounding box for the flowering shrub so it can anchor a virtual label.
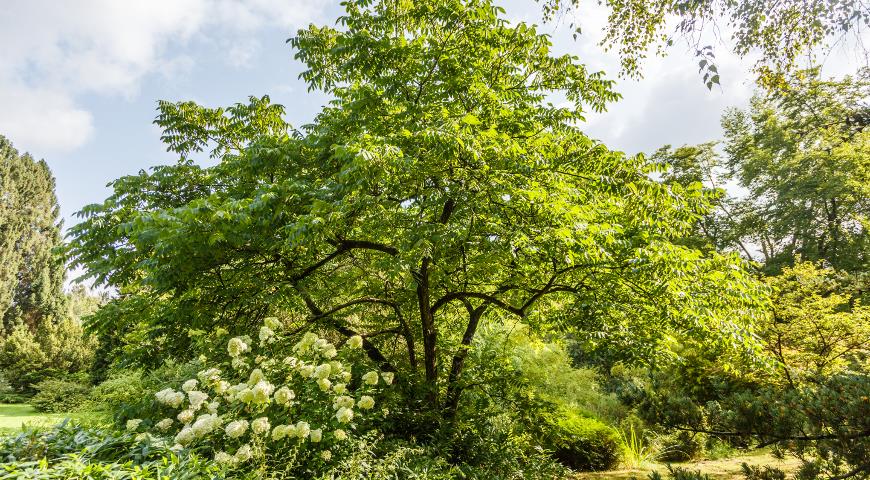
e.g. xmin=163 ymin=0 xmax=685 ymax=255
xmin=128 ymin=317 xmax=393 ymax=473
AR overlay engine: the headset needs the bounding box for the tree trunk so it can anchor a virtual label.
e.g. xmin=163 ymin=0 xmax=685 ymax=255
xmin=415 ymin=257 xmax=438 ymax=407
xmin=443 ymin=304 xmax=486 ymax=420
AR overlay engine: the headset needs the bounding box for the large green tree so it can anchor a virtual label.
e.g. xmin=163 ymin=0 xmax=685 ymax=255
xmin=654 ymin=69 xmax=870 ymax=273
xmin=70 ymin=0 xmax=765 ymax=421
xmin=0 ymin=135 xmax=66 ymax=332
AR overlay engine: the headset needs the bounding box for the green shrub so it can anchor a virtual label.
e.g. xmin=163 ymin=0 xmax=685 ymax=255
xmin=30 ymin=379 xmax=91 ymax=413
xmin=87 ymin=369 xmax=145 ymax=412
xmin=741 ymin=464 xmax=786 ymax=480
xmin=0 ymin=374 xmax=27 ymax=404
xmin=649 ymin=465 xmax=712 ymax=480
xmin=0 ymin=422 xmax=220 ymax=478
xmin=540 ymin=408 xmax=621 ymax=471
xmin=657 ymin=431 xmax=706 ymax=462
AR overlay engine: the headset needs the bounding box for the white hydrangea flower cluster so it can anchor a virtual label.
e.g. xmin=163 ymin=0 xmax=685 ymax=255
xmin=145 ymin=319 xmax=391 ymax=469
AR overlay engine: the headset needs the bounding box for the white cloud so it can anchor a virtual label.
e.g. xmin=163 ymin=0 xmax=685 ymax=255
xmin=0 ymin=0 xmax=324 ymax=153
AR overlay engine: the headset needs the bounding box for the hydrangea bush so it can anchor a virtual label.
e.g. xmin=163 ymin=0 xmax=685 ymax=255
xmin=127 ymin=317 xmax=393 ymax=473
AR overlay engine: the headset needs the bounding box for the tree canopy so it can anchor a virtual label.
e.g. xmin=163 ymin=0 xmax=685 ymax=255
xmin=70 ymin=0 xmax=766 ymax=419
xmin=654 ymin=69 xmax=870 ymax=273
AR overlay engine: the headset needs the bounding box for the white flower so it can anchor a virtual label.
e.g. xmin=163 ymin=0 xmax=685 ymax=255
xmin=362 ymin=371 xmax=379 ymax=385
xmin=271 ymin=424 xmax=290 ymax=441
xmin=197 ymin=368 xmax=221 ymax=384
xmin=314 ymin=338 xmax=329 ymax=350
xmin=274 ymin=386 xmax=295 ymax=405
xmin=321 ymin=450 xmax=332 ymax=461
xmin=126 ymin=419 xmax=142 ymax=431
xmin=298 ymin=364 xmax=315 ymax=378
xmin=252 ymin=417 xmax=271 ymax=435
xmin=283 ymin=356 xmax=299 ymax=367
xmin=177 ymin=409 xmax=195 ymax=425
xmin=214 ymin=380 xmax=230 ymax=394
xmin=295 ymin=421 xmax=310 ymax=439
xmin=357 ymin=395 xmax=375 ymax=410
xmin=155 ymin=418 xmax=173 ymax=431
xmin=348 ymin=335 xmax=363 ymax=349
xmin=283 ymin=424 xmax=299 ymax=438
xmin=310 ymin=428 xmax=322 ymax=443
xmin=341 ymin=371 xmax=352 ymax=382
xmin=314 ymin=363 xmax=331 ymax=379
xmin=334 ymin=395 xmax=355 ymax=409
xmin=182 ymin=379 xmax=198 ymax=392
xmin=231 ymin=357 xmax=248 ymax=370
xmin=238 ymin=388 xmax=255 ymax=404
xmin=228 ymin=337 xmax=249 ymax=357
xmin=214 ymin=451 xmax=234 ymax=465
xmin=294 ymin=332 xmax=318 ymax=352
xmin=382 ymin=372 xmax=395 ymax=385
xmin=234 ymin=444 xmax=253 ymax=463
xmin=190 ymin=413 xmax=221 ymax=437
xmin=264 ymin=317 xmax=282 ymax=331
xmin=333 ymin=383 xmax=347 ymax=395
xmin=317 ymin=378 xmax=332 ymax=392
xmin=155 ymin=388 xmax=185 ymax=408
xmin=335 ymin=407 xmax=354 ymax=424
xmin=333 ymin=429 xmax=348 ymax=441
xmin=251 ymin=380 xmax=274 ymax=403
xmin=248 ymin=368 xmax=266 ymax=385
xmin=225 ymin=419 xmax=249 ymax=439
xmin=188 ymin=391 xmax=209 ymax=411
xmin=207 ymin=401 xmax=220 ymax=414
xmin=322 ymin=345 xmax=338 ymax=358
xmin=170 ymin=443 xmax=184 ymax=452
xmin=259 ymin=326 xmax=274 ymax=344
xmin=174 ymin=426 xmax=195 ymax=446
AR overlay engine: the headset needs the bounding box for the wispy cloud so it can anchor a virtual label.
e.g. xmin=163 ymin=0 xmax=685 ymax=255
xmin=0 ymin=0 xmax=324 ymax=152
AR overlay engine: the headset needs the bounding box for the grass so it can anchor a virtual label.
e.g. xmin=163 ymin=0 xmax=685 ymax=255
xmin=0 ymin=403 xmax=104 ymax=434
xmin=573 ymin=451 xmax=802 ymax=480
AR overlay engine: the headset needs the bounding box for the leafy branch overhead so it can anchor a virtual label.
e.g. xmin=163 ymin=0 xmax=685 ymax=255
xmin=536 ymin=0 xmax=869 ymax=86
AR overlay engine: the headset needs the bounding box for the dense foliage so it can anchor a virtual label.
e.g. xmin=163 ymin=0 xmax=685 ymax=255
xmin=70 ymin=2 xmax=765 ymax=434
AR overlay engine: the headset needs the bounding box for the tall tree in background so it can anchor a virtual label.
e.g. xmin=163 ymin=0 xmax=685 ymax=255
xmin=654 ymin=69 xmax=870 ymax=273
xmin=0 ymin=135 xmax=66 ymax=332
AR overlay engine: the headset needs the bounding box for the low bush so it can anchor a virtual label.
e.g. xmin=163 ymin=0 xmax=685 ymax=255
xmin=0 ymin=422 xmax=220 ymax=478
xmin=741 ymin=463 xmax=786 ymax=480
xmin=539 ymin=407 xmax=621 ymax=471
xmin=87 ymin=369 xmax=145 ymax=412
xmin=657 ymin=431 xmax=705 ymax=462
xmin=649 ymin=465 xmax=712 ymax=480
xmin=0 ymin=375 xmax=27 ymax=404
xmin=30 ymin=379 xmax=91 ymax=413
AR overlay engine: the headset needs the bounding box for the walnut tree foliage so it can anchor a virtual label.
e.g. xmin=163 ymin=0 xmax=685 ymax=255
xmin=69 ymin=0 xmax=766 ymax=417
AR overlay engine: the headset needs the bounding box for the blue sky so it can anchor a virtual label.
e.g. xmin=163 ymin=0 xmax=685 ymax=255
xmin=1 ymin=0 xmax=860 ymax=232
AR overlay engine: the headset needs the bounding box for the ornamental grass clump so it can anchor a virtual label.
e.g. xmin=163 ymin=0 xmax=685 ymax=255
xmin=128 ymin=317 xmax=393 ymax=472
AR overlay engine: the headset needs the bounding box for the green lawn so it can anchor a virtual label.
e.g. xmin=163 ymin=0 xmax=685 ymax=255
xmin=0 ymin=404 xmax=103 ymax=434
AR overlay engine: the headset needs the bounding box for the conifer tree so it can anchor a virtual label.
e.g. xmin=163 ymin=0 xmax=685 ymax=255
xmin=0 ymin=135 xmax=66 ymax=332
